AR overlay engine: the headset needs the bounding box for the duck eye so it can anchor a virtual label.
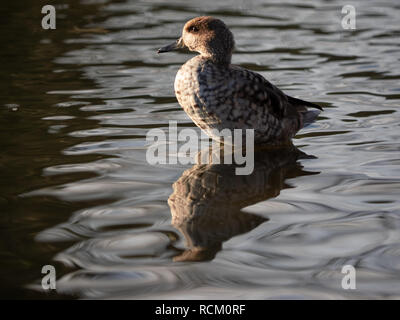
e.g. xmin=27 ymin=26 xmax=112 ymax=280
xmin=188 ymin=26 xmax=199 ymax=33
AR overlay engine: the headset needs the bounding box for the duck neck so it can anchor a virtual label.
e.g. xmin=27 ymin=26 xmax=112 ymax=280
xmin=201 ymin=51 xmax=232 ymax=66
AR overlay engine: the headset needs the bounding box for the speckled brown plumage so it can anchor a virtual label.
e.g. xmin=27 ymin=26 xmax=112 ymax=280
xmin=159 ymin=16 xmax=322 ymax=144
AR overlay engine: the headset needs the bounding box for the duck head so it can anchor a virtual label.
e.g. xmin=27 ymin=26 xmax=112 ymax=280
xmin=158 ymin=16 xmax=235 ymax=65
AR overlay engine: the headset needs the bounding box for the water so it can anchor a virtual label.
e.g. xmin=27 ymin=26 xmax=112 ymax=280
xmin=1 ymin=0 xmax=400 ymax=299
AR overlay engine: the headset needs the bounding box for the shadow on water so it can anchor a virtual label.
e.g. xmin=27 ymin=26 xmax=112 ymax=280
xmin=169 ymin=146 xmax=319 ymax=262
xmin=2 ymin=0 xmax=400 ymax=299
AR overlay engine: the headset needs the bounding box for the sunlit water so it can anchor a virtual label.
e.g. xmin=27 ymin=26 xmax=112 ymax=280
xmin=1 ymin=0 xmax=400 ymax=299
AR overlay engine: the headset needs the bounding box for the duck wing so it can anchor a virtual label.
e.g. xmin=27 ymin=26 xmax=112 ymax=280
xmin=229 ymin=66 xmax=323 ymax=130
xmin=287 ymin=95 xmax=323 ymax=111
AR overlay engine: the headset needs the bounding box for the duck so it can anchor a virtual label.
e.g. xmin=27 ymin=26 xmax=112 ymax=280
xmin=158 ymin=16 xmax=322 ymax=145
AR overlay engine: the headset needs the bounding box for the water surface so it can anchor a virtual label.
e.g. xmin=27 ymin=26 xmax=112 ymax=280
xmin=1 ymin=0 xmax=400 ymax=299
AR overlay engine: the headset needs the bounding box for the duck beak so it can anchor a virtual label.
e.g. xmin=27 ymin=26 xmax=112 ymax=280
xmin=157 ymin=37 xmax=184 ymax=53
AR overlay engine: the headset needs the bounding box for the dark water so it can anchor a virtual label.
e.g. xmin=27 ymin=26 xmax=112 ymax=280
xmin=1 ymin=0 xmax=400 ymax=299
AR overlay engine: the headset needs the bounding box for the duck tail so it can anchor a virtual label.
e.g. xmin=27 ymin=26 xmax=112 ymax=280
xmin=287 ymin=95 xmax=322 ymax=128
xmin=301 ymin=109 xmax=321 ymax=128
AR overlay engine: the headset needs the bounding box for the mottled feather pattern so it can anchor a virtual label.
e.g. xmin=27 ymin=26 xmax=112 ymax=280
xmin=175 ymin=56 xmax=303 ymax=143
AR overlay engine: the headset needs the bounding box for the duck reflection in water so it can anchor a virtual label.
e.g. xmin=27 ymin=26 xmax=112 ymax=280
xmin=168 ymin=145 xmax=319 ymax=262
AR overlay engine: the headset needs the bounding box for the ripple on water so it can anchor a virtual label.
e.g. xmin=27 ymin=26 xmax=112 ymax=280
xmin=12 ymin=0 xmax=400 ymax=299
